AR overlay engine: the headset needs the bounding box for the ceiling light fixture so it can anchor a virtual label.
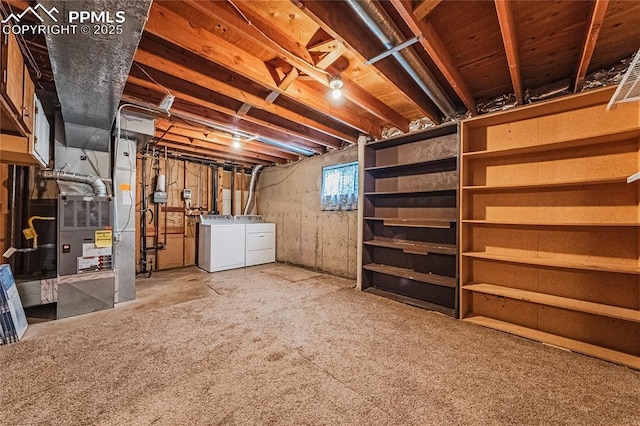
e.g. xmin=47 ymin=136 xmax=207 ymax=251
xmin=232 ymin=135 xmax=242 ymax=149
xmin=329 ymin=75 xmax=343 ymax=100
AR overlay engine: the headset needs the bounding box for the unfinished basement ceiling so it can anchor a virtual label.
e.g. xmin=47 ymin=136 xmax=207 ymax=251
xmin=6 ymin=0 xmax=640 ymax=166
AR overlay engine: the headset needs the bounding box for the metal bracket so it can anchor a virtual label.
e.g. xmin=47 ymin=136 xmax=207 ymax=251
xmin=365 ymin=35 xmax=423 ymax=65
xmin=627 ymin=172 xmax=640 ymax=183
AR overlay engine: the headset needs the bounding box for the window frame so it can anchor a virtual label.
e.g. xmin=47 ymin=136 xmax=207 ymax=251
xmin=320 ymin=161 xmax=358 ymax=211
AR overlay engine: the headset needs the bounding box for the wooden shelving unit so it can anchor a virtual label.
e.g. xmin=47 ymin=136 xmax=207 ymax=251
xmin=360 ymin=123 xmax=459 ymax=317
xmin=460 ymin=87 xmax=640 ymax=369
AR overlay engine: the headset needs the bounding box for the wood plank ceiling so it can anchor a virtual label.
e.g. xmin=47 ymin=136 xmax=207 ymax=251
xmin=5 ymin=0 xmax=640 ymax=166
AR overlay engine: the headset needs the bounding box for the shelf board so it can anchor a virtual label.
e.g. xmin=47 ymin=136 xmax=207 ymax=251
xmin=462 ymin=128 xmax=640 ymax=160
xmin=462 ymin=316 xmax=640 ymax=370
xmin=364 ymin=188 xmax=456 ymax=197
xmin=463 ymin=283 xmax=640 ymax=323
xmin=367 ymin=122 xmax=457 ymax=150
xmin=365 ymin=287 xmax=456 ymax=317
xmin=461 ymin=176 xmax=627 ymax=191
xmin=365 ymin=157 xmax=456 ymax=178
xmin=365 ymin=217 xmax=455 ymax=228
xmin=462 ymin=251 xmax=640 ymax=274
xmin=364 ymin=239 xmax=456 ymax=255
xmin=362 ymin=263 xmax=456 ymax=288
xmin=462 ymin=220 xmax=640 ymax=227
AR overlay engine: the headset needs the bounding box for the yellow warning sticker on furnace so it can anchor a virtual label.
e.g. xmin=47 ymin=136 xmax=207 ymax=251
xmin=95 ymin=230 xmax=113 ymax=248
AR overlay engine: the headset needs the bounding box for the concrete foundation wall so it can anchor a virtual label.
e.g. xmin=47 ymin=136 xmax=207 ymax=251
xmin=256 ymin=147 xmax=358 ymax=278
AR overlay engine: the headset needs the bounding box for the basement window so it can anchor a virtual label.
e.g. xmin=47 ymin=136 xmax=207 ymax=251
xmin=321 ymin=161 xmax=358 ymax=211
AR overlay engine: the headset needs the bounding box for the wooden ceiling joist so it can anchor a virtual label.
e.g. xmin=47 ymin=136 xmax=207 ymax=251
xmin=413 ymin=0 xmax=443 ymax=21
xmin=573 ymin=0 xmax=610 ymax=93
xmin=145 ymin=4 xmax=381 ymax=137
xmin=495 ymin=0 xmax=524 ymax=104
xmin=133 ymin=47 xmax=356 ymax=144
xmin=155 ymin=140 xmax=265 ymax=167
xmin=157 ymin=133 xmax=286 ymax=165
xmin=185 ymin=0 xmax=409 ymax=132
xmin=121 ymin=90 xmax=324 ymax=156
xmin=390 ymin=0 xmax=477 ymax=114
xmin=314 ymin=45 xmax=347 ymax=70
xmin=127 ymin=72 xmax=340 ymax=151
xmin=155 ymin=121 xmax=300 ymax=162
xmin=296 ymin=0 xmax=442 ymax=124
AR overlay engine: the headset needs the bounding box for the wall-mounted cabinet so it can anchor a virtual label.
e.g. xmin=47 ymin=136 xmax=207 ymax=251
xmin=460 ymin=87 xmax=640 ymax=369
xmin=1 ymin=31 xmax=46 ymax=167
xmin=360 ymin=123 xmax=459 ymax=317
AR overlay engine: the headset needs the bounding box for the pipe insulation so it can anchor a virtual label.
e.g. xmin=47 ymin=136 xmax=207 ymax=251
xmin=40 ymin=169 xmax=110 ymax=197
xmin=243 ymin=165 xmax=264 ymax=215
xmin=345 ymin=0 xmax=456 ymax=118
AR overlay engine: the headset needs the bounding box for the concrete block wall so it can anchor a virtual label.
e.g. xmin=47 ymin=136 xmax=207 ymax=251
xmin=256 ymin=146 xmax=358 ymax=279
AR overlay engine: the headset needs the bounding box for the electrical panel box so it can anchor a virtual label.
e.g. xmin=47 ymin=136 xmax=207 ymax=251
xmin=182 ymin=188 xmax=192 ymax=200
xmin=57 ymin=195 xmax=113 ymax=276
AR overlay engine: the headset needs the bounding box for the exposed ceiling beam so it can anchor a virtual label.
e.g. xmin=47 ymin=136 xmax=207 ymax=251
xmin=573 ymin=0 xmax=610 ymax=93
xmin=226 ymin=0 xmax=315 ymax=64
xmin=295 ymin=0 xmax=442 ymax=124
xmin=134 ymin=46 xmax=356 ymax=144
xmin=308 ymin=39 xmax=343 ymax=53
xmin=155 ymin=140 xmax=267 ymax=167
xmin=156 ymin=121 xmax=300 ymax=162
xmin=412 ymin=0 xmax=442 ymax=21
xmin=122 ymin=90 xmax=325 ymax=155
xmin=127 ymin=72 xmax=341 ymax=151
xmin=390 ymin=0 xmax=476 ymax=114
xmin=315 ymin=45 xmax=347 ymax=73
xmin=495 ymin=0 xmax=524 ymax=105
xmin=185 ymin=0 xmax=408 ymax=132
xmin=145 ymin=4 xmax=382 ymax=137
xmin=157 ymin=133 xmax=284 ymax=164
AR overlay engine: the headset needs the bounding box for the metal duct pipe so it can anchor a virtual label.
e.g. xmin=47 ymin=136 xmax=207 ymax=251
xmin=243 ymin=165 xmax=264 ymax=215
xmin=40 ymin=169 xmax=109 ymax=197
xmin=43 ymin=0 xmax=152 ymax=150
xmin=345 ymin=0 xmax=456 ymax=118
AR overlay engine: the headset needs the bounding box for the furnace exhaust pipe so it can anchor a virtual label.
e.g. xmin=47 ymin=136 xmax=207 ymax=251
xmin=40 ymin=169 xmax=111 ymax=197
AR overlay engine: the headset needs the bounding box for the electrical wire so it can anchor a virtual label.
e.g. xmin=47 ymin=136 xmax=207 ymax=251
xmin=255 ymin=159 xmax=303 ymax=191
xmin=134 ymin=63 xmax=173 ymax=96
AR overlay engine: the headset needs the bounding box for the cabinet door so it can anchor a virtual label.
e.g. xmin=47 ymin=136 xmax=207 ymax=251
xmin=22 ymin=66 xmax=34 ymax=133
xmin=1 ymin=32 xmax=24 ymax=115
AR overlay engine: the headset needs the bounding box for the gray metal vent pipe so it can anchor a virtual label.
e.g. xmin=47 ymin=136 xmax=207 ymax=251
xmin=243 ymin=165 xmax=264 ymax=215
xmin=345 ymin=0 xmax=456 ymax=118
xmin=41 ymin=169 xmax=109 ymax=197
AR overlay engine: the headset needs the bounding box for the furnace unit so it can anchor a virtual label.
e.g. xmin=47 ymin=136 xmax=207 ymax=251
xmin=57 ymin=195 xmax=113 ymax=276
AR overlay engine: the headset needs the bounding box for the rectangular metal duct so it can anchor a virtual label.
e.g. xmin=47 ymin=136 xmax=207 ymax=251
xmin=42 ymin=0 xmax=152 ymax=151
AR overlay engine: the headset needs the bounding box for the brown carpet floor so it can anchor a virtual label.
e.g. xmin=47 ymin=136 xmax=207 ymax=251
xmin=1 ymin=264 xmax=639 ymax=425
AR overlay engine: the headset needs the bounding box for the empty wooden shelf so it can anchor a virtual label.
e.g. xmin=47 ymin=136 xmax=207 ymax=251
xmin=363 ymin=264 xmax=456 ymax=288
xmin=460 ymin=87 xmax=640 ymax=370
xmin=359 ymin=123 xmax=459 ymax=316
xmin=363 ymin=238 xmax=456 ymax=256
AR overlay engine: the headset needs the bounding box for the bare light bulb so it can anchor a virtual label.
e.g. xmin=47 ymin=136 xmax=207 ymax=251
xmin=232 ymin=135 xmax=242 ymax=149
xmin=329 ymin=75 xmax=343 ymax=101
